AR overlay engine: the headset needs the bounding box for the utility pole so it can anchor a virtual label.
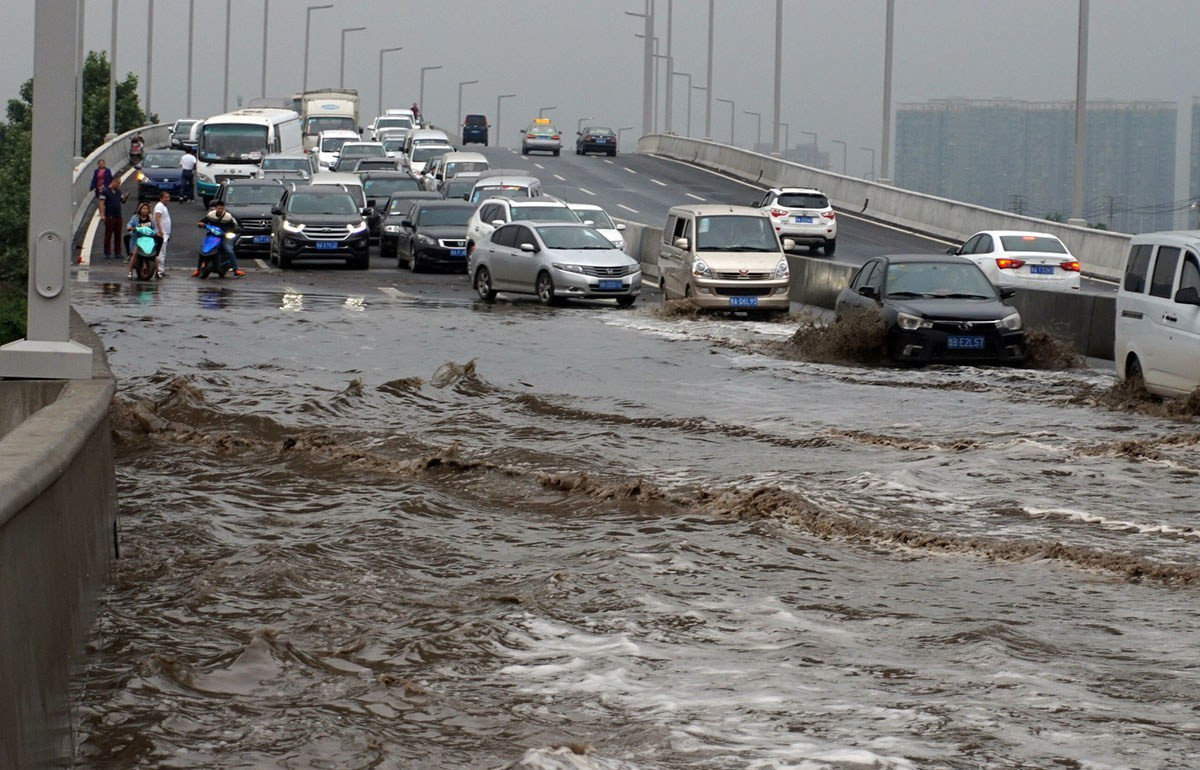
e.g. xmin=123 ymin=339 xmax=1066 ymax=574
xmin=705 ymin=0 xmax=714 ymax=140
xmin=1069 ymin=0 xmax=1089 ymax=225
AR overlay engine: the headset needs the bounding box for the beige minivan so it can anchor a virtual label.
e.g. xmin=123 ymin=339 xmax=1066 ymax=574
xmin=658 ymin=205 xmax=794 ymax=312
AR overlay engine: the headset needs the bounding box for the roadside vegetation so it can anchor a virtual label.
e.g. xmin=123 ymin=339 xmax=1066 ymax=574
xmin=0 ymin=52 xmax=149 ymax=346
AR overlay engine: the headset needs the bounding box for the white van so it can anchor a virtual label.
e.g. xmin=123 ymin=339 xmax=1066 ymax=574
xmin=315 ymin=129 xmax=361 ymax=171
xmin=1115 ymin=230 xmax=1200 ymax=397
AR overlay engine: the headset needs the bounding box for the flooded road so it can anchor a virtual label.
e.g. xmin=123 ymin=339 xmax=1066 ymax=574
xmin=71 ymin=275 xmax=1200 ymax=770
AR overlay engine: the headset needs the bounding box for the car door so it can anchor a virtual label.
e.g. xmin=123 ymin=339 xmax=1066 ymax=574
xmin=658 ymin=215 xmax=690 ymax=299
xmin=488 ymin=224 xmax=524 ymax=291
xmin=395 ymin=204 xmax=417 ymax=261
xmin=1164 ymin=248 xmax=1200 ymax=393
xmin=838 ymin=259 xmax=882 ymax=316
xmin=1144 ymin=245 xmax=1182 ymax=391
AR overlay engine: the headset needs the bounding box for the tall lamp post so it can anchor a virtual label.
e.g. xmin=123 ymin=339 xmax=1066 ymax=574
xmin=861 ymin=146 xmax=876 ymax=180
xmin=496 ymin=93 xmax=516 ymax=149
xmin=1070 ymin=0 xmax=1089 ymax=224
xmin=340 ymin=26 xmax=366 ymax=89
xmin=223 ymin=0 xmax=232 ymax=111
xmin=832 ymin=139 xmax=847 ymax=174
xmin=780 ymin=122 xmax=790 ymax=154
xmin=186 ymin=0 xmax=195 ymax=115
xmin=302 ymin=4 xmax=334 ymax=92
xmin=146 ymin=0 xmax=155 ymax=113
xmin=881 ymin=0 xmax=894 ymax=183
xmin=457 ymin=79 xmax=479 ymax=129
xmin=538 ymin=106 xmax=556 ymax=118
xmin=744 ymin=110 xmax=761 ymax=151
xmin=625 ymin=0 xmax=655 ymax=139
xmin=577 ymin=116 xmax=593 ymax=133
xmin=618 ymin=126 xmax=635 ymax=150
xmin=716 ymin=97 xmax=734 ymax=146
xmin=673 ymin=71 xmax=692 ymax=136
xmin=771 ymin=0 xmax=783 ymax=153
xmin=378 ymin=47 xmax=402 ymax=119
xmin=260 ymin=0 xmax=269 ymax=98
xmin=664 ymin=0 xmax=674 ymax=132
xmin=801 ymin=130 xmax=816 ymax=163
xmin=705 ymin=0 xmax=714 ymax=139
xmin=419 ymin=65 xmax=442 ymax=124
xmin=107 ymin=0 xmax=118 ymax=139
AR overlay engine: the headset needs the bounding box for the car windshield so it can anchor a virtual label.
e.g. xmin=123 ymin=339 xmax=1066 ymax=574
xmin=445 ymin=161 xmax=487 ymax=177
xmin=998 ymin=234 xmax=1069 ymax=254
xmin=304 ymin=115 xmax=355 ymax=136
xmin=472 ymin=185 xmax=530 ymax=202
xmin=199 ymin=124 xmax=269 ymax=163
xmin=572 ymin=208 xmax=615 ymax=229
xmin=224 ymin=185 xmax=283 ymax=205
xmin=287 ymin=193 xmax=359 ymax=216
xmin=537 ymin=225 xmax=614 ymax=250
xmin=341 ymin=144 xmax=386 ymax=158
xmin=320 ymin=136 xmax=353 ymax=153
xmin=143 ymin=152 xmax=181 ymax=169
xmin=695 ymin=215 xmax=779 ymax=251
xmin=388 ymin=197 xmax=429 ymax=213
xmin=510 ymin=206 xmax=579 ymax=223
xmin=445 ymin=179 xmax=474 ymax=197
xmin=410 ymin=146 xmax=452 ymax=163
xmin=777 ymin=192 xmax=829 ymax=208
xmin=376 ymin=117 xmax=412 ymax=131
xmin=529 ymin=127 xmax=557 ymax=136
xmin=261 ymin=157 xmax=308 ymax=172
xmin=382 ymin=139 xmax=406 ymax=153
xmin=885 ymin=262 xmax=998 ymax=299
xmin=364 ymin=178 xmax=420 ymax=197
xmin=174 ymin=120 xmax=198 ymax=133
xmin=417 ymin=206 xmax=473 ymax=227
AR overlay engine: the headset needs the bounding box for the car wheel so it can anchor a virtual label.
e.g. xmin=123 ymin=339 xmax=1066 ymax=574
xmin=352 ymin=252 xmax=369 ymax=270
xmin=616 ymin=295 xmax=636 ymax=308
xmin=608 ymin=149 xmax=616 ymax=157
xmin=1126 ymin=355 xmax=1147 ymax=393
xmin=279 ymin=250 xmax=292 ymax=269
xmin=411 ymin=251 xmax=423 ymax=273
xmin=552 ymin=149 xmax=560 ymax=156
xmin=521 ymin=145 xmax=528 ymax=155
xmin=824 ymin=238 xmax=837 ymax=256
xmin=475 ymin=266 xmax=496 ymax=302
xmin=536 ymin=270 xmax=560 ymax=305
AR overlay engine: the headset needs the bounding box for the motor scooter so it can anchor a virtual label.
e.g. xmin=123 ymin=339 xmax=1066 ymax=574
xmin=196 ymin=222 xmax=235 ymax=278
xmin=128 ymin=223 xmax=162 ymax=281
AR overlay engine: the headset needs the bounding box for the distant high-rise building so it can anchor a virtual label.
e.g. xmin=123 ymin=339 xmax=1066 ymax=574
xmin=895 ymin=98 xmax=1177 ymax=234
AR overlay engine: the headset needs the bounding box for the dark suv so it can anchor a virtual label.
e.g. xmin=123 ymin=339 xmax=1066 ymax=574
xmin=269 ymin=185 xmax=370 ymax=269
xmin=462 ymin=114 xmax=489 ymax=146
xmin=212 ymin=178 xmax=286 ymax=257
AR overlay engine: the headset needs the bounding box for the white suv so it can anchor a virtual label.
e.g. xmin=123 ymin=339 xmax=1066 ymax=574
xmin=465 ymin=197 xmax=580 ymax=253
xmin=751 ymin=187 xmax=837 ymax=256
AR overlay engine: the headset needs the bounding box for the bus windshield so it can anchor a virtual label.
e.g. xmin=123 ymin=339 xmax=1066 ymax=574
xmin=200 ymin=124 xmax=269 ymax=164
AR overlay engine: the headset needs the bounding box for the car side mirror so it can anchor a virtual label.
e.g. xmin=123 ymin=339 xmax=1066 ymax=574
xmin=782 ymin=238 xmax=795 ymax=251
xmin=491 ymin=219 xmax=504 ymax=227
xmin=462 ymin=194 xmax=470 ymax=201
xmin=859 ymin=286 xmax=879 ymax=299
xmin=1000 ymin=287 xmax=1017 ymax=300
xmin=401 ymin=219 xmax=413 ymax=228
xmin=673 ymin=237 xmax=689 ymax=250
xmin=616 ymin=223 xmax=626 ymax=231
xmin=1176 ymin=286 xmax=1200 ymax=305
xmin=271 ymin=207 xmax=283 ymax=216
xmin=519 ymin=242 xmax=537 ymax=253
xmin=945 ymin=246 xmax=959 ymax=255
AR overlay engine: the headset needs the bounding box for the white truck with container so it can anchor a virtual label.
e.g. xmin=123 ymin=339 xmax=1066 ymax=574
xmin=295 ymin=89 xmax=361 ymax=153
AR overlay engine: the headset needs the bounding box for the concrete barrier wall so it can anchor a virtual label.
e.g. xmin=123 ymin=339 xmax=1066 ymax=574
xmin=0 ymin=313 xmax=117 ymax=770
xmin=638 ymin=134 xmax=1133 ymax=283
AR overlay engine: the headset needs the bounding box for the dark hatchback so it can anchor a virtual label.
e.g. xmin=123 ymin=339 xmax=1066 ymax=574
xmin=576 ymin=126 xmax=617 ymax=156
xmin=379 ymin=191 xmax=443 ymax=260
xmin=269 ymin=185 xmax=370 ymax=269
xmin=212 ymin=178 xmax=286 ymax=257
xmin=394 ymin=200 xmax=476 ymax=272
xmin=835 ymin=254 xmax=1025 ymax=365
xmin=461 ymin=114 xmax=489 ymax=146
xmin=136 ymin=150 xmax=187 ymax=201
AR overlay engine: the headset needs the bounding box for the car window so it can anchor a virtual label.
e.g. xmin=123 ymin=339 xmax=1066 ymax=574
xmin=863 ymin=261 xmax=883 ymax=291
xmin=850 ymin=262 xmax=871 ymax=291
xmin=573 ymin=209 xmax=615 ymax=229
xmin=1178 ymin=252 xmax=1200 ymax=297
xmin=1149 ymin=247 xmax=1181 ymax=299
xmin=885 ymin=261 xmax=997 ymax=298
xmin=999 ymin=235 xmax=1069 ymax=254
xmin=479 ymin=204 xmax=500 ymax=223
xmin=143 ymin=152 xmax=182 ymax=168
xmin=321 ymin=136 xmax=352 ymax=152
xmin=960 ymin=234 xmax=983 ymax=255
xmin=417 ymin=206 xmax=473 ymax=227
xmin=776 ymin=193 xmax=829 ymax=209
xmin=513 ymin=226 xmax=537 ymax=249
xmin=975 ymin=234 xmax=994 ymax=254
xmin=491 ymin=225 xmax=518 ymax=248
xmin=537 ymin=225 xmax=613 ymax=250
xmin=510 ymin=206 xmax=578 ymax=223
xmin=1123 ymin=244 xmax=1153 ymax=293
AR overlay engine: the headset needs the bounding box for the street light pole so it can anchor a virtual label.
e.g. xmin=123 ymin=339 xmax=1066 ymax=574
xmin=260 ymin=0 xmax=269 ymax=98
xmin=1070 ymin=0 xmax=1089 ymax=224
xmin=832 ymin=139 xmax=847 ymax=174
xmin=107 ymin=0 xmax=117 ymax=139
xmin=303 ymin=4 xmax=334 ymax=93
xmin=716 ymin=97 xmax=734 ymax=145
xmin=861 ymin=147 xmax=876 ymax=180
xmin=538 ymin=106 xmax=556 ymax=118
xmin=772 ymin=0 xmax=782 ymax=153
xmin=673 ymin=71 xmax=691 ymax=136
xmin=496 ymin=93 xmax=516 ymax=150
xmin=186 ymin=0 xmax=194 ymax=115
xmin=419 ymin=65 xmax=442 ymax=124
xmin=458 ymin=79 xmax=479 ymax=130
xmin=744 ymin=110 xmax=761 ymax=151
xmin=75 ymin=0 xmax=85 ymax=156
xmin=664 ymin=0 xmax=673 ymax=133
xmin=618 ymin=126 xmax=635 ymax=149
xmin=378 ymin=47 xmax=402 ymax=119
xmin=705 ymin=0 xmax=714 ymax=140
xmin=780 ymin=122 xmax=790 ymax=153
xmin=223 ymin=0 xmax=231 ymax=111
xmin=146 ymin=0 xmax=154 ymax=114
xmin=880 ymin=0 xmax=894 ymax=182
xmin=624 ymin=0 xmax=654 ymax=139
xmin=340 ymin=27 xmax=366 ymax=90
xmin=577 ymin=116 xmax=593 ymax=133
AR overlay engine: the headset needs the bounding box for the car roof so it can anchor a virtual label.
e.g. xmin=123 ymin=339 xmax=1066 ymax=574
xmin=223 ymin=177 xmax=282 ymax=186
xmin=477 ymin=168 xmax=530 ymax=179
xmin=474 ymin=175 xmax=540 ymax=186
xmin=770 ymin=187 xmax=826 ymax=195
xmin=440 ymin=151 xmax=488 ymax=162
xmin=413 ymin=199 xmax=475 ymax=209
xmin=973 ymin=230 xmax=1067 ymax=239
xmin=360 ymin=170 xmax=416 ymax=178
xmin=1129 ymin=229 xmax=1200 ymax=247
xmin=387 ymin=191 xmax=442 ymax=200
xmin=311 ymin=172 xmax=363 ymax=186
xmin=667 ymin=204 xmax=767 ymax=217
xmin=496 ymin=198 xmax=570 ymax=208
xmin=263 ymin=153 xmax=309 ymax=160
xmin=289 ymin=185 xmax=355 ymax=196
xmin=875 ymin=253 xmax=978 ymax=265
xmin=567 ymin=202 xmax=604 ymax=210
xmin=340 ymin=141 xmax=384 ymax=148
xmin=318 ymin=129 xmax=360 ymax=138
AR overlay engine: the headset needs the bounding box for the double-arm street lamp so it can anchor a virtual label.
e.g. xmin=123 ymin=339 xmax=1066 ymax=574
xmin=744 ymin=110 xmax=761 ymax=151
xmin=673 ymin=72 xmax=692 ymax=137
xmin=457 ymin=79 xmax=479 ymax=129
xmin=716 ymin=97 xmax=734 ymax=146
xmin=419 ymin=65 xmax=442 ymax=123
xmin=303 ymin=4 xmax=334 ymax=92
xmin=578 ymin=116 xmax=593 ymax=133
xmin=618 ymin=126 xmax=635 ymax=149
xmin=378 ymin=47 xmax=403 ymax=119
xmin=539 ymin=106 xmax=556 ymax=118
xmin=340 ymin=27 xmax=366 ymax=89
xmin=861 ymin=146 xmax=876 ymax=181
xmin=496 ymin=93 xmax=516 ymax=149
xmin=831 ymin=139 xmax=847 ymax=174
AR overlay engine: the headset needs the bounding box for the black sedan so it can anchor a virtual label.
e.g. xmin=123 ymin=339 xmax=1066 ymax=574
xmin=212 ymin=178 xmax=286 ymax=258
xmin=394 ymin=200 xmax=475 ymax=272
xmin=136 ymin=150 xmax=187 ymax=201
xmin=835 ymin=254 xmax=1025 ymax=365
xmin=378 ymin=191 xmax=443 ymax=261
xmin=576 ymin=126 xmax=617 ymax=156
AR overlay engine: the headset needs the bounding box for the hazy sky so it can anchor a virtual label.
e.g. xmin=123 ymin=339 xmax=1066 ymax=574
xmin=5 ymin=0 xmax=1199 ymax=178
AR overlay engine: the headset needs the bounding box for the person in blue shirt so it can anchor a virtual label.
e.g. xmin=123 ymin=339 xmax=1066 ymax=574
xmin=98 ymin=176 xmax=128 ymax=260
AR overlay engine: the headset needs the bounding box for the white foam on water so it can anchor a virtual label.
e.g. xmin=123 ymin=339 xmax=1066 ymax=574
xmin=1024 ymin=506 xmax=1200 ymax=539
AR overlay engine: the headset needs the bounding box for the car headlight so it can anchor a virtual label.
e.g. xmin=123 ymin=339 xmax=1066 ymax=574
xmin=136 ymin=172 xmax=146 ymax=182
xmin=896 ymin=311 xmax=933 ymax=330
xmin=415 ymin=234 xmax=435 ymax=245
xmin=383 ymin=224 xmax=400 ymax=234
xmin=552 ymin=263 xmax=585 ymax=274
xmin=692 ymin=259 xmax=712 ymax=278
xmin=774 ymin=258 xmax=790 ymax=279
xmin=996 ymin=311 xmax=1022 ymax=331
xmin=198 ymin=172 xmax=214 ymax=184
xmin=348 ymin=222 xmax=368 ymax=235
xmin=612 ymin=239 xmax=625 ymax=251
xmin=282 ymin=220 xmax=304 ymax=233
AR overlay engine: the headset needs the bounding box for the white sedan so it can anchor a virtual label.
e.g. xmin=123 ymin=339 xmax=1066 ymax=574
xmin=947 ymin=230 xmax=1081 ymax=291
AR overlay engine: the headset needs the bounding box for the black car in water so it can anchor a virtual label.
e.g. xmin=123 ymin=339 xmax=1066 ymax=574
xmin=393 ymin=199 xmax=476 ymax=272
xmin=576 ymin=126 xmax=617 ymax=156
xmin=269 ymin=185 xmax=370 ymax=269
xmin=379 ymin=191 xmax=443 ymax=260
xmin=212 ymin=178 xmax=286 ymax=257
xmin=835 ymin=254 xmax=1025 ymax=365
xmin=359 ymin=172 xmax=423 ymax=239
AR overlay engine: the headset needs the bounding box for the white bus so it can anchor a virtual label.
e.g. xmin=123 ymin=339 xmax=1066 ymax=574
xmin=195 ymin=108 xmax=302 ymax=204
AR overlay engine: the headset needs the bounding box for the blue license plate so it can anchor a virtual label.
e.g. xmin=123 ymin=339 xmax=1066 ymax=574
xmin=598 ymin=279 xmax=622 ymax=290
xmin=1030 ymin=265 xmax=1054 ymax=275
xmin=314 ymin=240 xmax=339 ymax=250
xmin=794 ymin=216 xmax=813 ymax=223
xmin=947 ymin=335 xmax=985 ymax=350
xmin=253 ymin=235 xmax=271 ymax=244
xmin=449 ymin=248 xmax=466 ymax=257
xmin=729 ymin=296 xmax=759 ymax=307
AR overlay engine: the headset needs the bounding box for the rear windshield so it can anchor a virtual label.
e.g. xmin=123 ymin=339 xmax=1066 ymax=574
xmin=445 ymin=161 xmax=488 ymax=177
xmin=143 ymin=152 xmax=182 ymax=168
xmin=262 ymin=157 xmax=309 ymax=171
xmin=306 ymin=116 xmax=356 ymax=135
xmin=341 ymin=144 xmax=386 ymax=158
xmin=376 ymin=117 xmax=412 ymax=130
xmin=510 ymin=206 xmax=579 ymax=223
xmin=776 ymin=193 xmax=829 ymax=209
xmin=464 ymin=115 xmax=488 ymax=126
xmin=410 ymin=146 xmax=452 ymax=163
xmin=364 ymin=177 xmax=420 ymax=197
xmin=998 ymin=235 xmax=1069 ymax=254
xmin=572 ymin=209 xmax=615 ymax=229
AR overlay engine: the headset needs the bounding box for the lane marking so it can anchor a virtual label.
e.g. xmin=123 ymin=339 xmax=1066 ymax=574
xmin=553 ymin=174 xmax=566 ymax=181
xmin=686 ymin=193 xmax=706 ymax=201
xmin=624 ymin=167 xmax=637 ymax=174
xmin=603 ymin=159 xmax=614 ymax=165
xmin=255 ymin=258 xmax=270 ymax=270
xmin=617 ymin=204 xmax=639 ymax=214
xmin=578 ymin=187 xmax=596 ymax=197
xmin=534 ymin=163 xmax=545 ymax=170
xmin=378 ymin=286 xmax=418 ymax=299
xmin=651 ymin=179 xmax=667 ymax=187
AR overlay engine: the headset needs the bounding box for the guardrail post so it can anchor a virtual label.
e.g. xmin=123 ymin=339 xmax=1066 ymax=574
xmin=0 ymin=0 xmax=94 ymax=379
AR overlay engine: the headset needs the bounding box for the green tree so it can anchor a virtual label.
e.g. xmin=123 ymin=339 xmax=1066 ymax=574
xmin=81 ymin=51 xmax=150 ymax=154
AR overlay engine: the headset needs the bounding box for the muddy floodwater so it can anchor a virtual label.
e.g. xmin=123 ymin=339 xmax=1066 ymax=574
xmin=71 ymin=278 xmax=1200 ymax=770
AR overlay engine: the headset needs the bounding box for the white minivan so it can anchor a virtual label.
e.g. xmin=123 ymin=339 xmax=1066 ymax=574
xmin=1115 ymin=230 xmax=1200 ymax=397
